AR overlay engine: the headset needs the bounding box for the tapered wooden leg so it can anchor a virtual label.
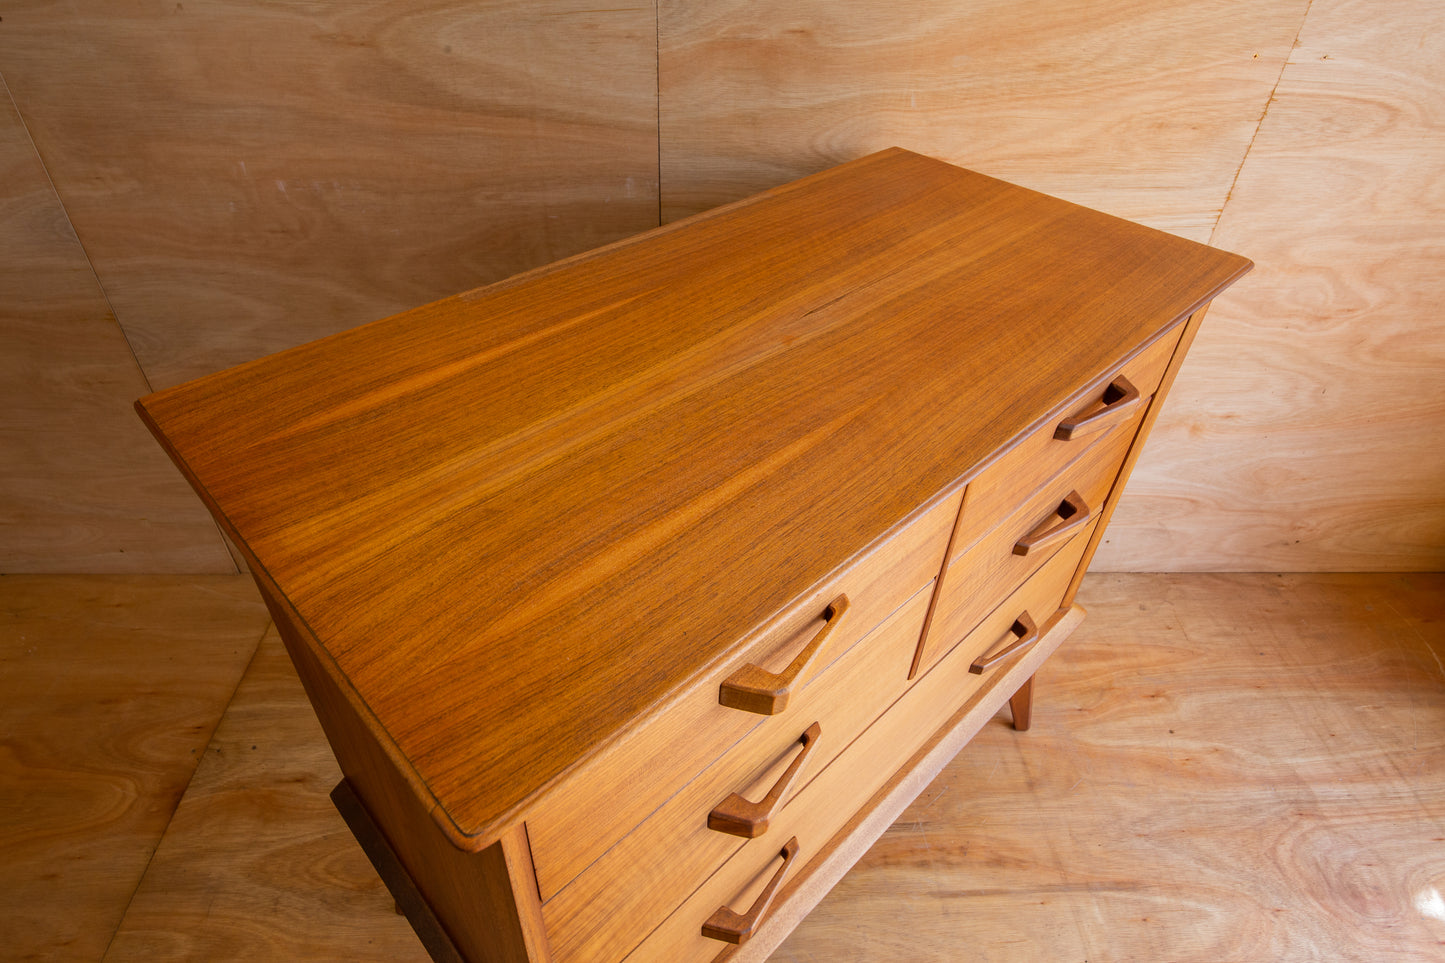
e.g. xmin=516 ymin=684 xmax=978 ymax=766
xmin=1009 ymin=675 xmax=1034 ymax=731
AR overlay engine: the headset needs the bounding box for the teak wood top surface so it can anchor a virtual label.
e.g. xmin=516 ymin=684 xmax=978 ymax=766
xmin=137 ymin=149 xmax=1251 ymax=850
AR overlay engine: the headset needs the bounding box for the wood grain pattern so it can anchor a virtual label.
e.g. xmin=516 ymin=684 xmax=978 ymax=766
xmin=935 ymin=328 xmax=1180 ymax=569
xmin=639 ymin=601 xmax=1089 ymax=963
xmin=657 ymin=0 xmax=1310 ymax=239
xmin=541 ymin=586 xmax=932 ymax=963
xmin=0 ymin=0 xmax=659 ymax=390
xmin=702 ymin=838 xmax=799 ymax=947
xmin=915 ymin=406 xmax=1139 ymax=675
xmin=0 ymin=575 xmax=268 ymax=960
xmin=1005 ymin=674 xmax=1033 ymax=731
xmin=528 ymin=488 xmax=959 ymax=901
xmin=331 ymin=778 xmax=466 ymax=963
xmin=10 ymin=574 xmax=1436 ymax=960
xmin=103 ymin=625 xmax=429 ymax=962
xmin=0 ymin=75 xmax=233 ymax=573
xmin=769 ymin=572 xmax=1445 ymax=961
xmin=137 ymin=149 xmax=1249 ymax=852
xmin=708 ymin=722 xmax=823 ymax=839
xmin=1095 ymin=0 xmax=1445 ymax=571
xmin=3 ymin=1 xmax=1440 ymax=577
xmin=255 ymin=573 xmax=548 ymax=963
xmin=724 ymin=606 xmax=1090 ymax=963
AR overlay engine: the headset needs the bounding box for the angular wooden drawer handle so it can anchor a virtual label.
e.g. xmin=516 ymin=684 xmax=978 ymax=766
xmin=719 ymin=595 xmax=849 ymax=715
xmin=708 ymin=722 xmax=822 ymax=838
xmin=1054 ymin=375 xmax=1143 ymax=441
xmin=701 ymin=837 xmax=800 ymax=945
xmin=970 ymin=612 xmax=1040 ymax=674
xmin=1013 ymin=491 xmax=1090 ymax=557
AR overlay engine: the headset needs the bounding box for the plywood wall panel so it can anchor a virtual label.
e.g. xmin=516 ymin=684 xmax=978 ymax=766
xmin=658 ymin=0 xmax=1309 ymax=240
xmin=0 ymin=77 xmax=234 ymax=573
xmin=0 ymin=0 xmax=658 ymax=389
xmin=4 ymin=0 xmax=1441 ymax=573
xmin=1095 ymin=0 xmax=1445 ymax=571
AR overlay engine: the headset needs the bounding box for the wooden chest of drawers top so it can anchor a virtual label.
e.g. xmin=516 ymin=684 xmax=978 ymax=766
xmin=137 ymin=148 xmax=1251 ymax=852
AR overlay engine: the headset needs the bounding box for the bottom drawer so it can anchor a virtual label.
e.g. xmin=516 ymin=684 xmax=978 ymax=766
xmin=626 ymin=525 xmax=1094 ymax=962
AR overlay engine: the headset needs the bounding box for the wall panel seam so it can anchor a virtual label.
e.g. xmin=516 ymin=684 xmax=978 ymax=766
xmin=0 ymin=68 xmax=152 ymax=395
xmin=1211 ymin=0 xmax=1316 ymax=246
xmin=98 ymin=606 xmax=272 ymax=958
xmin=1 ymin=66 xmax=241 ymax=575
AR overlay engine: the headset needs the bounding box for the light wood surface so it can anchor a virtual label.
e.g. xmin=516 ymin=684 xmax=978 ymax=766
xmin=330 ymin=778 xmax=466 ymax=963
xmin=655 ymin=0 xmax=1444 ymax=572
xmin=131 ymin=151 xmax=1246 ymax=958
xmin=916 ymin=407 xmax=1137 ymax=674
xmin=943 ymin=329 xmax=1179 ymax=567
xmin=137 ymin=149 xmax=1249 ymax=856
xmin=656 ymin=0 xmax=1308 ymax=238
xmin=626 ymin=604 xmax=1088 ymax=963
xmin=103 ymin=625 xmax=427 ymax=962
xmin=258 ymin=568 xmax=552 ymax=963
xmin=527 ymin=489 xmax=960 ymax=900
xmin=3 ymin=1 xmax=1441 ymax=575
xmin=0 ymin=76 xmax=233 ymax=573
xmin=771 ymin=572 xmax=1445 ymax=961
xmin=1094 ymin=0 xmax=1445 ymax=572
xmin=6 ymin=573 xmax=1440 ymax=960
xmin=0 ymin=0 xmax=659 ymax=391
xmin=724 ymin=606 xmax=1090 ymax=963
xmin=541 ymin=587 xmax=934 ymax=963
xmin=0 ymin=575 xmax=269 ymax=960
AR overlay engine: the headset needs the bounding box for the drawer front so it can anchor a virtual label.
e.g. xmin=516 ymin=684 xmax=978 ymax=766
xmin=951 ymin=326 xmax=1179 ymax=560
xmin=543 ymin=583 xmax=933 ymax=963
xmin=527 ymin=489 xmax=962 ymax=900
xmin=625 ymin=537 xmax=1090 ymax=963
xmin=914 ymin=405 xmax=1142 ymax=676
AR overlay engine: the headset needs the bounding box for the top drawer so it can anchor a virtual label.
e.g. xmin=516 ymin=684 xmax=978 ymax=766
xmin=952 ymin=325 xmax=1180 ymax=554
xmin=524 ymin=487 xmax=962 ymax=899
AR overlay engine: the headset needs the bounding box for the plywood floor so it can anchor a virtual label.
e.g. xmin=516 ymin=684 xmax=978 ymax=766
xmin=3 ymin=573 xmax=1442 ymax=961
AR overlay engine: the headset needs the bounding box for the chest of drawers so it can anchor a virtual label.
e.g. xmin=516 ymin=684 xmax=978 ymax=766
xmin=137 ymin=148 xmax=1250 ymax=963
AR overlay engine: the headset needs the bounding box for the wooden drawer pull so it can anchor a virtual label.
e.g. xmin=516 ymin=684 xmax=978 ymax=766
xmin=701 ymin=837 xmax=800 ymax=945
xmin=719 ymin=595 xmax=849 ymax=715
xmin=1054 ymin=375 xmax=1143 ymax=441
xmin=1013 ymin=491 xmax=1090 ymax=557
xmin=969 ymin=613 xmax=1040 ymax=674
xmin=708 ymin=723 xmax=822 ymax=838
